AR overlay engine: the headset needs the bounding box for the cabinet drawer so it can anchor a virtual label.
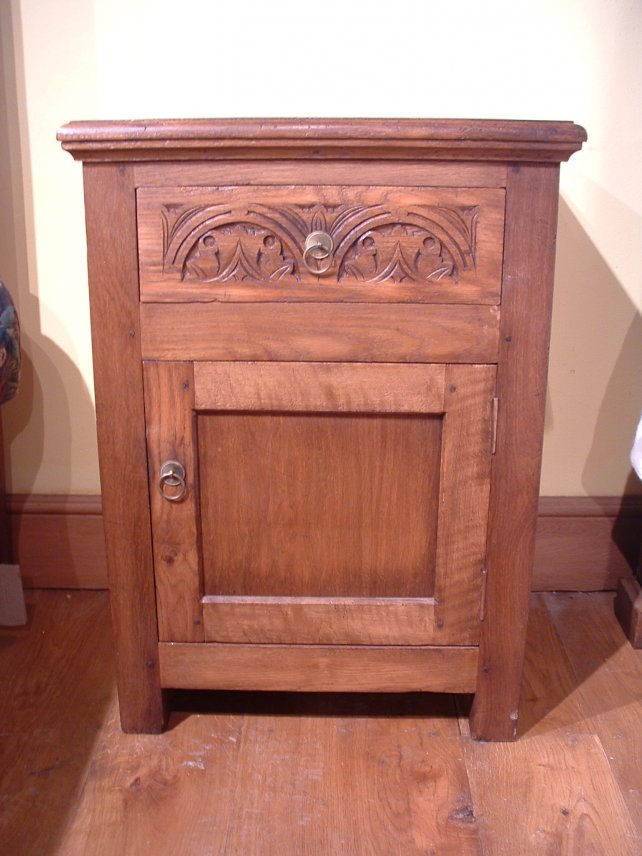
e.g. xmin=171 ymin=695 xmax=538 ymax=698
xmin=137 ymin=185 xmax=505 ymax=304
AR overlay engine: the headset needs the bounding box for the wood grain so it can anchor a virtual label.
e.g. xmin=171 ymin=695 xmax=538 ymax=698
xmin=534 ymin=516 xmax=640 ymax=592
xmin=138 ymin=184 xmax=505 ymax=305
xmin=194 ymin=361 xmax=446 ymax=413
xmin=9 ymin=507 xmax=107 ymax=589
xmin=58 ymin=697 xmax=245 ymax=856
xmin=433 ymin=365 xmax=496 ymax=645
xmin=0 ymin=591 xmax=115 ymax=856
xmin=516 ymin=595 xmax=589 ymax=739
xmin=218 ymin=699 xmax=481 ymax=856
xmin=464 ymin=734 xmax=639 ymax=855
xmin=159 ymin=643 xmax=479 ymax=693
xmin=470 ymin=164 xmax=562 ymax=741
xmin=545 ymin=592 xmax=642 ymax=830
xmin=198 ymin=411 xmax=441 ymax=598
xmin=534 ymin=495 xmax=642 ymax=591
xmin=141 ymin=302 xmax=501 ymax=363
xmin=6 ymin=591 xmax=642 ymax=853
xmin=58 ymin=117 xmax=587 ymax=163
xmin=134 ymin=159 xmax=507 ymax=190
xmin=202 ymin=596 xmax=437 ymax=645
xmin=61 ymin=693 xmax=480 ymax=855
xmin=83 ymin=163 xmax=164 ymax=732
xmin=143 ymin=362 xmax=203 ymax=642
xmin=463 ymin=599 xmax=642 ymax=850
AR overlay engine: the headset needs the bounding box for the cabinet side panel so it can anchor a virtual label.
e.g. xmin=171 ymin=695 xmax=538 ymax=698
xmin=82 ymin=163 xmax=165 ymax=733
xmin=470 ymin=164 xmax=561 ymax=741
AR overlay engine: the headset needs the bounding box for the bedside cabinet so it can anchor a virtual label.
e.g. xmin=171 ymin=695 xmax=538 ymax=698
xmin=58 ymin=119 xmax=585 ymax=740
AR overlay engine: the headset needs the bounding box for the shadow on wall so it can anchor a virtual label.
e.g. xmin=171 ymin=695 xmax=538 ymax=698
xmin=549 ymin=197 xmax=642 ymax=573
xmin=1 ymin=0 xmax=99 ymax=602
xmin=550 ymin=198 xmax=642 ymax=496
xmin=586 ymin=307 xmax=642 ymax=494
xmin=2 ymin=333 xmax=96 ymax=494
xmin=0 ymin=0 xmax=97 ymax=500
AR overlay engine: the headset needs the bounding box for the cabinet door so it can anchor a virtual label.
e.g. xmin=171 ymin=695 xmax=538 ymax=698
xmin=144 ymin=361 xmax=496 ymax=646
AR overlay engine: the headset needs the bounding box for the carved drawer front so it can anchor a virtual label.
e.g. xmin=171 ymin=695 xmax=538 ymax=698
xmin=137 ymin=185 xmax=505 ymax=304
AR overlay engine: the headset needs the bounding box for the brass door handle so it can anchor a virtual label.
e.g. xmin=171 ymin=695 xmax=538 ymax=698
xmin=158 ymin=460 xmax=186 ymax=502
xmin=302 ymin=230 xmax=334 ymax=275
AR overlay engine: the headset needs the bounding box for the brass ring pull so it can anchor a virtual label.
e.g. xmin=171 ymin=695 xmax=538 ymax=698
xmin=158 ymin=460 xmax=186 ymax=503
xmin=303 ymin=230 xmax=334 ymax=275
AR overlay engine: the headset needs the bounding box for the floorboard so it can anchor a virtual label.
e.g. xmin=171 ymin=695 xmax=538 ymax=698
xmin=0 ymin=591 xmax=114 ymax=856
xmin=544 ymin=592 xmax=642 ymax=832
xmin=1 ymin=590 xmax=641 ymax=854
xmin=463 ymin=733 xmax=639 ymax=855
xmin=462 ymin=592 xmax=640 ymax=855
xmin=517 ymin=594 xmax=590 ymax=738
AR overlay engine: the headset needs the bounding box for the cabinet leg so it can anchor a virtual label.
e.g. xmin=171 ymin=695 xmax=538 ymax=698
xmin=468 ymin=670 xmax=522 ymax=741
xmin=116 ymin=669 xmax=168 ymax=734
xmin=614 ymin=575 xmax=642 ymax=648
xmin=468 ymin=592 xmax=528 ymax=741
xmin=108 ymin=590 xmax=168 ymax=733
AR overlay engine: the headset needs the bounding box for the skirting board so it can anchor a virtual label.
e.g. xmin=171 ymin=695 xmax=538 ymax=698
xmin=6 ymin=494 xmax=642 ymax=592
xmin=8 ymin=495 xmax=107 ymax=589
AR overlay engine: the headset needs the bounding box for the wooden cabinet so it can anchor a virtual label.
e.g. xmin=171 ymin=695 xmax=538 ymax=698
xmin=58 ymin=119 xmax=585 ymax=740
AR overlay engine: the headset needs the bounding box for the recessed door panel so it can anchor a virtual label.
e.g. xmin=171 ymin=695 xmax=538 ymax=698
xmin=198 ymin=412 xmax=442 ymax=598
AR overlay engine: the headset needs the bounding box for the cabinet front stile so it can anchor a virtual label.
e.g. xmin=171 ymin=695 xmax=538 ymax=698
xmin=143 ymin=360 xmax=204 ymax=642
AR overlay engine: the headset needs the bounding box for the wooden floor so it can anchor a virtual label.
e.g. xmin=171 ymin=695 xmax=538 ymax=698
xmin=1 ymin=591 xmax=641 ymax=854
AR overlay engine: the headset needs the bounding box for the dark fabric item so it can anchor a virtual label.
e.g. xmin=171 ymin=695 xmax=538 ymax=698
xmin=0 ymin=282 xmax=20 ymax=405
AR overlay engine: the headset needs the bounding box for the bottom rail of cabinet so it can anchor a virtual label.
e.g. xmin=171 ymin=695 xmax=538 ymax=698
xmin=158 ymin=642 xmax=479 ymax=694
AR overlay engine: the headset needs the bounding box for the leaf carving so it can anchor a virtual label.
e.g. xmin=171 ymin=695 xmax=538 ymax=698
xmin=161 ymin=200 xmax=478 ymax=286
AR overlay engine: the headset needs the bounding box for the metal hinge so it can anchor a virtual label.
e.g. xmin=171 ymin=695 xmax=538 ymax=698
xmin=479 ymin=567 xmax=489 ymax=621
xmin=491 ymin=396 xmax=499 ymax=455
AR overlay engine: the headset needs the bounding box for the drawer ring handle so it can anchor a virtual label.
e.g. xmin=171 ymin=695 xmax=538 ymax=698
xmin=158 ymin=460 xmax=186 ymax=503
xmin=303 ymin=230 xmax=334 ymax=275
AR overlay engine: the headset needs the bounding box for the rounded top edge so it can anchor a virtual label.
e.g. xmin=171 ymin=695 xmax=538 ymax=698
xmin=57 ymin=117 xmax=588 ymax=144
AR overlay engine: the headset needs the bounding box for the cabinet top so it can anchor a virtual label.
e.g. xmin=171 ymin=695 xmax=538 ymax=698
xmin=58 ymin=118 xmax=586 ymax=163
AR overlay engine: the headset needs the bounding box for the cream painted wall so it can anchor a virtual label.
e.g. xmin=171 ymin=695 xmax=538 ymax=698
xmin=1 ymin=0 xmax=640 ymax=496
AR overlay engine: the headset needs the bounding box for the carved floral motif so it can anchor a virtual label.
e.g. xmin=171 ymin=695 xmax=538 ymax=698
xmin=161 ymin=200 xmax=478 ymax=286
xmin=182 ymin=226 xmax=297 ymax=283
xmin=339 ymin=226 xmax=456 ymax=283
